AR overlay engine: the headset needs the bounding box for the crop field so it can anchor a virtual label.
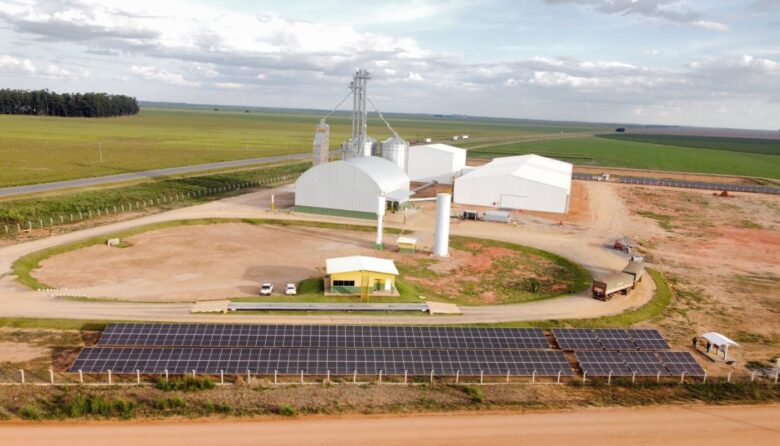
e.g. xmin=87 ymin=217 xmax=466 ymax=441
xmin=467 ymin=135 xmax=780 ymax=179
xmin=598 ymin=133 xmax=780 ymax=155
xmin=0 ymin=108 xmax=604 ymax=188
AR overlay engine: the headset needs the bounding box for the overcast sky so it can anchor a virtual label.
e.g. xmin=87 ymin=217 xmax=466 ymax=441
xmin=0 ymin=0 xmax=778 ymax=129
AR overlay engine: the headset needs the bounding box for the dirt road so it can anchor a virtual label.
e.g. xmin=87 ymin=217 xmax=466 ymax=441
xmin=2 ymin=405 xmax=778 ymax=446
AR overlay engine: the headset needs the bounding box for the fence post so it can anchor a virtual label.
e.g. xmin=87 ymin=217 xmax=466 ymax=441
xmin=506 ymin=370 xmax=510 ymax=384
xmin=247 ymin=370 xmax=251 ymax=384
xmin=79 ymin=370 xmax=83 ymax=384
xmin=632 ymin=371 xmax=636 ymax=384
xmin=480 ymin=370 xmax=484 ymax=384
xmin=379 ymin=370 xmax=383 ymax=384
xmin=28 ymin=221 xmax=32 ymax=231
xmin=49 ymin=369 xmax=54 ymax=385
xmin=353 ymin=370 xmax=357 ymax=384
xmin=221 ymin=370 xmax=224 ymax=385
xmin=656 ymin=371 xmax=661 ymax=384
xmin=727 ymin=371 xmax=732 ymax=383
xmin=39 ymin=219 xmax=43 ymax=227
xmin=108 ymin=370 xmax=112 ymax=385
xmin=137 ymin=370 xmax=141 ymax=385
xmin=300 ymin=370 xmax=304 ymax=384
xmin=327 ymin=370 xmax=330 ymax=383
xmin=59 ymin=216 xmax=64 ymax=224
xmin=703 ymin=371 xmax=708 ymax=383
xmin=751 ymin=371 xmax=756 ymax=383
xmin=608 ymin=371 xmax=612 ymax=386
xmin=192 ymin=370 xmax=196 ymax=378
xmin=431 ymin=369 xmax=435 ymax=384
xmin=274 ymin=370 xmax=277 ymax=385
xmin=20 ymin=369 xmax=25 ymax=385
xmin=164 ymin=369 xmax=168 ymax=382
xmin=681 ymin=371 xmax=687 ymax=384
xmin=404 ymin=370 xmax=408 ymax=385
xmin=583 ymin=371 xmax=587 ymax=384
xmin=557 ymin=370 xmax=561 ymax=384
xmin=455 ymin=370 xmax=460 ymax=384
xmin=532 ymin=370 xmax=536 ymax=384
xmin=88 ymin=210 xmax=92 ymax=218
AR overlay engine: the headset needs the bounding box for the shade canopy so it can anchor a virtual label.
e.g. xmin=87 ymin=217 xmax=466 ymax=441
xmin=701 ymin=332 xmax=739 ymax=347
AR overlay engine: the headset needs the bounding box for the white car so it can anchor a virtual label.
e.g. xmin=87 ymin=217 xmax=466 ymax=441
xmin=259 ymin=283 xmax=274 ymax=295
xmin=285 ymin=283 xmax=297 ymax=295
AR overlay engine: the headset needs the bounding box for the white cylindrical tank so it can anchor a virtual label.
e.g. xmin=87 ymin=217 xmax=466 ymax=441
xmin=361 ymin=136 xmax=376 ymax=157
xmin=375 ymin=195 xmax=386 ymax=250
xmin=433 ymin=193 xmax=451 ymax=257
xmin=381 ymin=135 xmax=409 ymax=172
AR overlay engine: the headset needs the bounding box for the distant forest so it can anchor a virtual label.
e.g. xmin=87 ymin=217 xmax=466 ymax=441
xmin=0 ymin=89 xmax=139 ymax=118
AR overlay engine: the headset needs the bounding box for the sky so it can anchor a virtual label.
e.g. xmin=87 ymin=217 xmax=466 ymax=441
xmin=0 ymin=0 xmax=778 ymax=129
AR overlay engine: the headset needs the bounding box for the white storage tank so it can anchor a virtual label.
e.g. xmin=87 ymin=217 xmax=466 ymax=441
xmin=381 ymin=135 xmax=409 ymax=172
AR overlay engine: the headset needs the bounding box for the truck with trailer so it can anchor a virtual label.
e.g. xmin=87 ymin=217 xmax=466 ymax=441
xmin=592 ymin=261 xmax=645 ymax=300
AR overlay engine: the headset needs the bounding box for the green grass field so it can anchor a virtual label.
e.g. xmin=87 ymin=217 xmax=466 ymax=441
xmin=0 ymin=108 xmax=605 ymax=188
xmin=598 ymin=133 xmax=780 ymax=155
xmin=468 ymin=135 xmax=780 ymax=179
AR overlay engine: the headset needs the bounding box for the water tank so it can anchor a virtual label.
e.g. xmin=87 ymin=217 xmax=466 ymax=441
xmin=381 ymin=135 xmax=409 ymax=172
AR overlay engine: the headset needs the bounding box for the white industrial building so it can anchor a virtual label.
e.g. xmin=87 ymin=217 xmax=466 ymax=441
xmin=295 ymin=156 xmax=411 ymax=219
xmin=453 ymin=154 xmax=572 ymax=214
xmin=407 ymin=143 xmax=467 ymax=184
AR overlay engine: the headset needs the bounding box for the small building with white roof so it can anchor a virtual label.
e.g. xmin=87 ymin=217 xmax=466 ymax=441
xmin=407 ymin=143 xmax=467 ymax=184
xmin=295 ymin=156 xmax=411 ymax=219
xmin=453 ymin=154 xmax=572 ymax=213
xmin=325 ymin=255 xmax=399 ymax=295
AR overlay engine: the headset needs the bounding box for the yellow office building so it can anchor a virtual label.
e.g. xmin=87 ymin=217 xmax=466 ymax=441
xmin=325 ymin=256 xmax=399 ymax=296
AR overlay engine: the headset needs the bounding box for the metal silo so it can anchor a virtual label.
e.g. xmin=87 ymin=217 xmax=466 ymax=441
xmin=381 ymin=135 xmax=409 ymax=172
xmin=363 ymin=136 xmax=377 ymax=157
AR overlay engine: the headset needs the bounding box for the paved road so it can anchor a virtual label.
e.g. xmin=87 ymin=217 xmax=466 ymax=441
xmin=2 ymin=405 xmax=778 ymax=446
xmin=0 ymin=182 xmax=656 ymax=324
xmin=0 ymin=152 xmax=313 ymax=199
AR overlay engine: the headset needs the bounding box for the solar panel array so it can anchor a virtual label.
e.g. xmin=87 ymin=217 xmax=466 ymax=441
xmin=98 ymin=324 xmax=551 ymax=350
xmin=73 ymin=324 xmax=573 ymax=377
xmin=553 ymin=328 xmax=670 ymax=351
xmin=576 ymin=351 xmax=704 ymax=377
xmin=572 ymin=173 xmax=780 ymax=196
xmin=72 ymin=347 xmax=570 ymax=375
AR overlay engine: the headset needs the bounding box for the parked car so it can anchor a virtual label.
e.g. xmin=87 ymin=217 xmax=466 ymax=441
xmin=259 ymin=283 xmax=273 ymax=295
xmin=285 ymin=283 xmax=297 ymax=295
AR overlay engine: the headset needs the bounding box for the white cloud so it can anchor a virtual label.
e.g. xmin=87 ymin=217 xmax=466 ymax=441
xmin=692 ymin=20 xmax=730 ymax=32
xmin=130 ymin=65 xmax=200 ymax=87
xmin=214 ymin=82 xmax=246 ymax=89
xmin=0 ymin=54 xmax=86 ymax=79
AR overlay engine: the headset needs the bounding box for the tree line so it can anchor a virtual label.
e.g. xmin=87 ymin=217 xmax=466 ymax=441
xmin=0 ymin=89 xmax=139 ymax=118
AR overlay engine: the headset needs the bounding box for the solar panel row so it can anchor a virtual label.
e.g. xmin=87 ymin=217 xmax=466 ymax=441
xmin=553 ymin=328 xmax=670 ymax=351
xmin=98 ymin=324 xmax=551 ymax=350
xmin=71 ymin=347 xmax=574 ymax=376
xmin=575 ymin=351 xmax=704 ymax=377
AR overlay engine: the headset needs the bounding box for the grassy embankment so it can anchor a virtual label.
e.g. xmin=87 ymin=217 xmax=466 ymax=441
xmin=466 ymin=135 xmax=780 ymax=179
xmin=0 ymin=108 xmax=604 ymax=188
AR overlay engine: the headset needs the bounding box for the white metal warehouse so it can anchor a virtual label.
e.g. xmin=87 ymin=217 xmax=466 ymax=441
xmin=407 ymin=143 xmax=466 ymax=184
xmin=453 ymin=154 xmax=572 ymax=213
xmin=295 ymin=156 xmax=411 ymax=219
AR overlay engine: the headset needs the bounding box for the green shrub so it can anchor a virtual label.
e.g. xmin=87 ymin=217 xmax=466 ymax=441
xmin=462 ymin=385 xmax=484 ymax=404
xmin=154 ymin=396 xmax=186 ymax=411
xmin=277 ymin=404 xmax=297 ymax=416
xmin=17 ymin=405 xmax=42 ymax=420
xmin=156 ymin=375 xmax=215 ymax=392
xmin=204 ymin=400 xmax=232 ymax=414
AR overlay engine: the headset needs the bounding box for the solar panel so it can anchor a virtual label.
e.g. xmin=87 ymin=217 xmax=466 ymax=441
xmin=70 ymin=347 xmax=573 ymax=376
xmin=575 ymin=351 xmax=632 ymax=376
xmin=621 ymin=352 xmax=669 ymax=376
xmin=97 ymin=324 xmax=551 ymax=350
xmin=553 ymin=328 xmax=670 ymax=351
xmin=657 ymin=351 xmax=705 ymax=377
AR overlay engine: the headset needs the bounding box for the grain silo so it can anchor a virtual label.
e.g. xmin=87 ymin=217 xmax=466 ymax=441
xmin=380 ymin=135 xmax=409 ymax=172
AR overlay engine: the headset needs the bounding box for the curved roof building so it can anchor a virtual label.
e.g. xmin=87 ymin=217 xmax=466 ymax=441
xmin=295 ymin=156 xmax=411 ymax=219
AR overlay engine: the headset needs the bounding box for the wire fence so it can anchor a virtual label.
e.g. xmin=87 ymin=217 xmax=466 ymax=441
xmin=573 ymin=173 xmax=780 ymax=195
xmin=1 ymin=172 xmax=302 ymax=239
xmin=1 ymin=368 xmax=777 ymax=387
